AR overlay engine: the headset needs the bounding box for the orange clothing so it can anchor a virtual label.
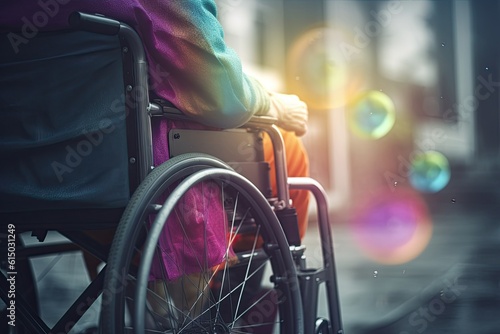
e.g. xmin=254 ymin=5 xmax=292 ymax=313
xmin=263 ymin=128 xmax=310 ymax=239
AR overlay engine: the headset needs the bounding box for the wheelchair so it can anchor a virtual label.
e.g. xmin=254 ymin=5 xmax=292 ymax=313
xmin=0 ymin=12 xmax=343 ymax=334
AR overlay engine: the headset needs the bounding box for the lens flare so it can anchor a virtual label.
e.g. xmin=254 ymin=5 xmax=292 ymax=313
xmin=287 ymin=27 xmax=365 ymax=110
xmin=409 ymin=150 xmax=451 ymax=193
xmin=351 ymin=188 xmax=433 ymax=265
xmin=348 ymin=90 xmax=396 ymax=139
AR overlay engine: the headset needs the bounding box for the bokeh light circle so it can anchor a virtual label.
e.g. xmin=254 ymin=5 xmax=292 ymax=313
xmin=351 ymin=188 xmax=433 ymax=265
xmin=287 ymin=27 xmax=365 ymax=110
xmin=409 ymin=150 xmax=451 ymax=193
xmin=348 ymin=90 xmax=396 ymax=139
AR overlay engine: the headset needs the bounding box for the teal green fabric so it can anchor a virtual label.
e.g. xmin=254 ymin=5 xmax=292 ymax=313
xmin=0 ymin=0 xmax=271 ymax=129
xmin=0 ymin=31 xmax=130 ymax=212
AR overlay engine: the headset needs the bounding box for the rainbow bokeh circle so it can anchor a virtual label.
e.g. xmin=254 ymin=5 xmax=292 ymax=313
xmin=409 ymin=150 xmax=451 ymax=193
xmin=351 ymin=188 xmax=433 ymax=265
xmin=348 ymin=90 xmax=396 ymax=139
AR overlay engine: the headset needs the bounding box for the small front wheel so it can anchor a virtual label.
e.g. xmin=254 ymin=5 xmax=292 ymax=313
xmin=316 ymin=317 xmax=332 ymax=334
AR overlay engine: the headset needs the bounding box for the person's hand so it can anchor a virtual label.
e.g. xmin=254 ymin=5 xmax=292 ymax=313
xmin=267 ymin=92 xmax=308 ymax=136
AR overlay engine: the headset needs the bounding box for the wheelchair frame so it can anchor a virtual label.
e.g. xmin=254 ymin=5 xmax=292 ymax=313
xmin=0 ymin=12 xmax=343 ymax=334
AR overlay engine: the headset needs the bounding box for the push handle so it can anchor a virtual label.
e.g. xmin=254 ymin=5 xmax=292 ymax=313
xmin=69 ymin=11 xmax=120 ymax=35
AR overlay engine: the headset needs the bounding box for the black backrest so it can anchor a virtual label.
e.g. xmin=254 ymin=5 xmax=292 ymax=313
xmin=0 ymin=14 xmax=152 ymax=228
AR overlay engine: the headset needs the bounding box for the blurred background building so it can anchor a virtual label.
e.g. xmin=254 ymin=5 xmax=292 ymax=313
xmin=215 ymin=0 xmax=500 ymax=212
xmin=215 ymin=1 xmax=500 ymax=333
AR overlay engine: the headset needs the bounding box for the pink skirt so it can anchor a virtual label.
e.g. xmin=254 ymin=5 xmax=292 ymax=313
xmin=148 ymin=118 xmax=234 ymax=281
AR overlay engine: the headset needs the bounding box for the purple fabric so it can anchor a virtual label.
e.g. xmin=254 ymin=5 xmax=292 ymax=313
xmin=150 ymin=118 xmax=233 ymax=281
xmin=149 ymin=175 xmax=232 ymax=281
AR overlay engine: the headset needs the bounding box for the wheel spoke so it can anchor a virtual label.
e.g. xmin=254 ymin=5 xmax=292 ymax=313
xmin=102 ymin=156 xmax=302 ymax=333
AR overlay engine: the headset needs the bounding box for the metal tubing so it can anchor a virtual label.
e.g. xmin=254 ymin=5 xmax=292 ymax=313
xmin=288 ymin=177 xmax=344 ymax=333
xmin=299 ymin=269 xmax=321 ymax=334
xmin=245 ymin=118 xmax=290 ymax=210
xmin=50 ymin=267 xmax=105 ymax=334
xmin=118 ymin=23 xmax=154 ymax=181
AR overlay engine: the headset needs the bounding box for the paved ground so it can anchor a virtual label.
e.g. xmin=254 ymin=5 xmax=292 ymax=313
xmin=11 ymin=171 xmax=500 ymax=333
xmin=317 ymin=209 xmax=500 ymax=334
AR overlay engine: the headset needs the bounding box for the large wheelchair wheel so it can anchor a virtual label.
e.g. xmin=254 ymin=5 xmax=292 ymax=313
xmin=101 ymin=153 xmax=303 ymax=334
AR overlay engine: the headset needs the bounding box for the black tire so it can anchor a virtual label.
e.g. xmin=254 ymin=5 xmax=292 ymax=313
xmin=101 ymin=154 xmax=303 ymax=333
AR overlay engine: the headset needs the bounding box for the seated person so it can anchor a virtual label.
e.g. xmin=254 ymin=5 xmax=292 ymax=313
xmin=2 ymin=0 xmax=310 ymax=268
xmin=2 ymin=1 xmax=310 ymax=323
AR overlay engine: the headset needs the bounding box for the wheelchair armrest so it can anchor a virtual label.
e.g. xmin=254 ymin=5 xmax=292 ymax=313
xmin=154 ymin=100 xmax=288 ymax=209
xmin=149 ymin=99 xmax=277 ymax=128
xmin=153 ymin=99 xmax=278 ymax=127
xmin=151 ymin=100 xmax=191 ymax=121
xmin=245 ymin=115 xmax=278 ymax=128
